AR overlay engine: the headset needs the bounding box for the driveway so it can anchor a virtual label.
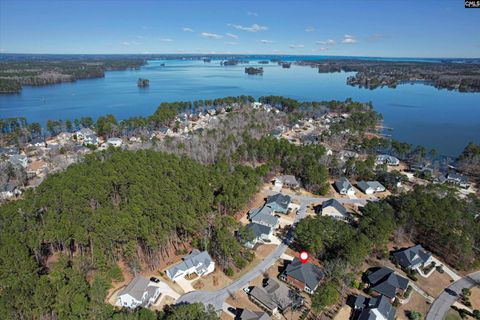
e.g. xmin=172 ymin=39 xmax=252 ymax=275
xmin=176 ymin=277 xmax=195 ymax=293
xmin=426 ymin=271 xmax=480 ymax=320
xmin=176 ymin=199 xmax=308 ymax=311
xmin=431 ymin=257 xmax=461 ymax=281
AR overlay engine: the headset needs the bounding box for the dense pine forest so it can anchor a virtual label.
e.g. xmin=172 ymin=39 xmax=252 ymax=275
xmin=0 ymin=149 xmax=265 ymax=319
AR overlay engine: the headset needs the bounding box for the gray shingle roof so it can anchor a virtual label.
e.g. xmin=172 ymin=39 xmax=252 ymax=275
xmin=366 ymin=267 xmax=409 ymax=299
xmin=167 ymin=249 xmax=213 ymax=278
xmin=246 ymin=223 xmax=272 ymax=239
xmin=283 ymin=258 xmax=324 ymax=291
xmin=321 ymin=199 xmax=347 ymax=215
xmin=393 ymin=245 xmax=432 ymax=269
xmin=249 ymin=206 xmax=279 ymax=227
xmin=238 ymin=309 xmax=270 ymax=320
xmin=335 ymin=177 xmax=353 ymax=193
xmin=266 ymin=193 xmax=291 ymax=212
xmin=356 ymin=295 xmax=396 ymax=320
xmin=249 ymin=278 xmax=292 ymax=312
xmin=119 ymin=275 xmax=150 ymax=301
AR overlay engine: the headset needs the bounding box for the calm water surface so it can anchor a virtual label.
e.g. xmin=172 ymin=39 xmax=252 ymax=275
xmin=1 ymin=59 xmax=479 ymax=156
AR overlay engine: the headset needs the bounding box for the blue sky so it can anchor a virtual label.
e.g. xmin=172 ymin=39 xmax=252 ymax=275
xmin=1 ymin=0 xmax=479 ymax=58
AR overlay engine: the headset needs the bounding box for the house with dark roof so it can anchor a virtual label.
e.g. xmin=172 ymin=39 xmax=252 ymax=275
xmin=376 ymin=155 xmax=400 ymax=166
xmin=445 ymin=173 xmax=470 ymax=189
xmin=248 ymin=206 xmax=279 ymax=229
xmin=248 ymin=278 xmax=296 ymax=315
xmin=166 ymin=249 xmax=215 ymax=281
xmin=274 ymin=175 xmax=299 ymax=189
xmin=366 ymin=267 xmax=409 ymax=301
xmin=265 ymin=193 xmax=291 ymax=214
xmin=393 ymin=245 xmax=432 ymax=271
xmin=280 ymin=258 xmax=324 ymax=294
xmin=320 ymin=199 xmax=349 ymax=220
xmin=349 ymin=295 xmax=396 ymax=320
xmin=236 ymin=309 xmax=270 ymax=320
xmin=357 ymin=181 xmax=386 ymax=195
xmin=116 ymin=275 xmax=161 ymax=309
xmin=243 ymin=223 xmax=273 ymax=249
xmin=0 ymin=182 xmax=22 ymax=199
xmin=334 ymin=177 xmax=355 ymax=196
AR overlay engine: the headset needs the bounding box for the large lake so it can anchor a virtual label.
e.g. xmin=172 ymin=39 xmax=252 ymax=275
xmin=1 ymin=59 xmax=479 ymax=156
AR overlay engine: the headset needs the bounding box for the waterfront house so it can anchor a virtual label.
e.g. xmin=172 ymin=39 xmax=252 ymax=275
xmin=116 ymin=275 xmax=161 ymax=309
xmin=280 ymin=258 xmax=324 ymax=294
xmin=0 ymin=182 xmax=22 ymax=199
xmin=393 ymin=245 xmax=432 ymax=271
xmin=76 ymin=128 xmax=95 ymax=140
xmin=106 ymin=137 xmax=123 ymax=147
xmin=350 ymin=295 xmax=396 ymax=320
xmin=248 ymin=278 xmax=295 ymax=315
xmin=0 ymin=146 xmax=19 ymax=157
xmin=334 ymin=177 xmax=355 ymax=196
xmin=376 ymin=155 xmax=400 ymax=166
xmin=357 ymin=181 xmax=386 ymax=195
xmin=445 ymin=172 xmax=470 ymax=188
xmin=243 ymin=223 xmax=273 ymax=249
xmin=165 ymin=249 xmax=215 ymax=282
xmin=265 ymin=193 xmax=291 ymax=214
xmin=365 ymin=267 xmax=409 ymax=301
xmin=83 ymin=134 xmax=99 ymax=146
xmin=319 ymin=199 xmax=348 ymax=220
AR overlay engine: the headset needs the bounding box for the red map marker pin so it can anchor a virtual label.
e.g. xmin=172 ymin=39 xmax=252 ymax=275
xmin=299 ymin=251 xmax=309 ymax=264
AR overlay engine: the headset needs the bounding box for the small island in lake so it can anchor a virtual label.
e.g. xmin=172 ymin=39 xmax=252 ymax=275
xmin=245 ymin=67 xmax=264 ymax=75
xmin=137 ymin=78 xmax=150 ymax=87
xmin=258 ymin=60 xmax=269 ymax=64
xmin=279 ymin=62 xmax=291 ymax=68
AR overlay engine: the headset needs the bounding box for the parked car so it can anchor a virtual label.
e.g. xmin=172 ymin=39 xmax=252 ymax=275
xmin=150 ymin=277 xmax=160 ymax=283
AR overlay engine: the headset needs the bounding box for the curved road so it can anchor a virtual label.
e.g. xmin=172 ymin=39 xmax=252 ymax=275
xmin=177 ymin=192 xmax=371 ymax=310
xmin=426 ymin=271 xmax=480 ymax=320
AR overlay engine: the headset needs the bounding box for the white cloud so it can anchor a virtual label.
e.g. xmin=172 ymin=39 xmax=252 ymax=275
xmin=316 ymin=39 xmax=336 ymax=45
xmin=226 ymin=33 xmax=239 ymax=39
xmin=160 ymin=38 xmax=173 ymax=42
xmin=228 ymin=23 xmax=268 ymax=32
xmin=247 ymin=11 xmax=258 ymax=16
xmin=225 ymin=41 xmax=239 ymax=46
xmin=312 ymin=47 xmax=328 ymax=52
xmin=182 ymin=27 xmax=194 ymax=32
xmin=341 ymin=34 xmax=357 ymax=44
xmin=289 ymin=44 xmax=305 ymax=49
xmin=201 ymin=32 xmax=223 ymax=39
xmin=260 ymin=40 xmax=273 ymax=44
xmin=122 ymin=41 xmax=139 ymax=46
xmin=305 ymin=26 xmax=315 ymax=32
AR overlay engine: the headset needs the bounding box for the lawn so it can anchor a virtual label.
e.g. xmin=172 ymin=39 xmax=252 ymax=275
xmin=444 ymin=309 xmax=462 ymax=320
xmin=396 ymin=291 xmax=430 ymax=320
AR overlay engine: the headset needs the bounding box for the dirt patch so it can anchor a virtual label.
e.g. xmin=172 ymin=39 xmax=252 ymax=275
xmin=334 ymin=305 xmax=352 ymax=320
xmin=228 ymin=244 xmax=277 ymax=281
xmin=192 ymin=269 xmax=232 ymax=291
xmin=151 ymin=295 xmax=176 ymax=312
xmin=416 ymin=271 xmax=453 ymax=298
xmin=226 ymin=291 xmax=264 ymax=313
xmin=396 ymin=292 xmax=430 ymax=320
xmin=469 ymin=286 xmax=480 ymax=310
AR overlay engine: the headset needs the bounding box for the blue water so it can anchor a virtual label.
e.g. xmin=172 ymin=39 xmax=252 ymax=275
xmin=1 ymin=59 xmax=479 ymax=156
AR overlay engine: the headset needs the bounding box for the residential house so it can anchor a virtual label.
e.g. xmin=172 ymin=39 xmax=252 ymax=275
xmin=265 ymin=193 xmax=291 ymax=214
xmin=83 ymin=134 xmax=99 ymax=146
xmin=248 ymin=278 xmax=295 ymax=315
xmin=366 ymin=267 xmax=409 ymax=301
xmin=0 ymin=146 xmax=19 ymax=157
xmin=165 ymin=249 xmax=215 ymax=282
xmin=28 ymin=137 xmax=46 ymax=148
xmin=334 ymin=177 xmax=355 ymax=196
xmin=445 ymin=173 xmax=470 ymax=188
xmin=376 ymin=155 xmax=400 ymax=166
xmin=116 ymin=275 xmax=161 ymax=309
xmin=106 ymin=137 xmax=123 ymax=147
xmin=159 ymin=127 xmax=172 ymax=135
xmin=274 ymin=175 xmax=299 ymax=189
xmin=393 ymin=245 xmax=432 ymax=271
xmin=280 ymin=258 xmax=324 ymax=294
xmin=0 ymin=182 xmax=22 ymax=199
xmin=357 ymin=181 xmax=386 ymax=195
xmin=248 ymin=206 xmax=279 ymax=229
xmin=339 ymin=150 xmax=359 ymax=161
xmin=243 ymin=223 xmax=273 ymax=249
xmin=236 ymin=309 xmax=270 ymax=320
xmin=76 ymin=128 xmax=95 ymax=140
xmin=350 ymin=295 xmax=396 ymax=320
xmin=319 ymin=199 xmax=349 ymax=220
xmin=8 ymin=154 xmax=28 ymax=168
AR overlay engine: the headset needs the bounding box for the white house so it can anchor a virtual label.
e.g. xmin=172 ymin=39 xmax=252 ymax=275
xmin=106 ymin=137 xmax=123 ymax=147
xmin=8 ymin=154 xmax=28 ymax=168
xmin=243 ymin=223 xmax=273 ymax=249
xmin=165 ymin=249 xmax=215 ymax=282
xmin=357 ymin=181 xmax=386 ymax=195
xmin=76 ymin=128 xmax=95 ymax=140
xmin=376 ymin=155 xmax=400 ymax=166
xmin=334 ymin=177 xmax=355 ymax=196
xmin=0 ymin=183 xmax=22 ymax=200
xmin=116 ymin=275 xmax=161 ymax=309
xmin=320 ymin=199 xmax=349 ymax=220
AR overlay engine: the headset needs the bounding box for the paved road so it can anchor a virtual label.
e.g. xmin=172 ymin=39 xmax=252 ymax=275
xmin=177 ymin=195 xmax=308 ymax=311
xmin=426 ymin=271 xmax=480 ymax=320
